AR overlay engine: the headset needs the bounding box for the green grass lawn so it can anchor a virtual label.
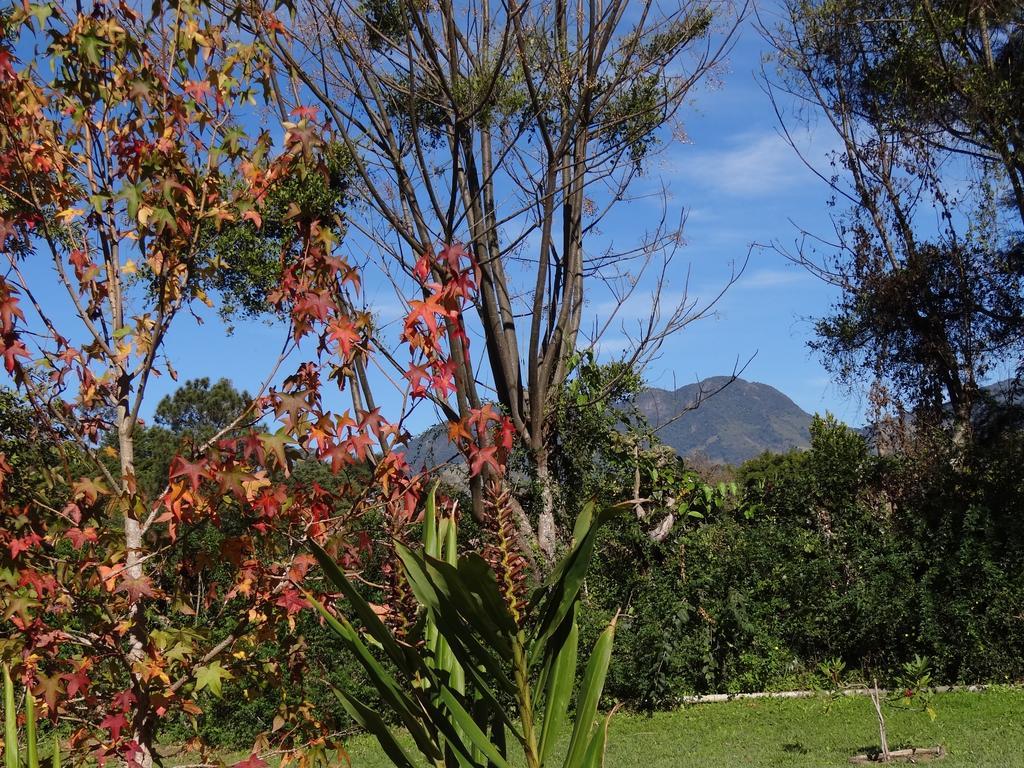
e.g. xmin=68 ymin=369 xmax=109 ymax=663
xmin=341 ymin=688 xmax=1024 ymax=767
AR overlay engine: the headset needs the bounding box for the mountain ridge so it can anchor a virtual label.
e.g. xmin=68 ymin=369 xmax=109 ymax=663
xmin=634 ymin=376 xmax=813 ymax=465
xmin=402 ymin=376 xmax=816 ymax=468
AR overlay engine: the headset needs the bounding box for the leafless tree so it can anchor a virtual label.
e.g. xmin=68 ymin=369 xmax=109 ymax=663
xmin=249 ymin=0 xmax=745 ymax=559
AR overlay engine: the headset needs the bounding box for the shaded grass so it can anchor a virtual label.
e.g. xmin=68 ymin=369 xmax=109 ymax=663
xmin=342 ymin=688 xmax=1024 ymax=767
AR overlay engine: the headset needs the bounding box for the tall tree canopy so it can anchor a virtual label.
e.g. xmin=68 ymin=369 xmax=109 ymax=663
xmin=252 ymin=0 xmax=744 ymax=558
xmin=766 ymin=0 xmax=1024 ymax=438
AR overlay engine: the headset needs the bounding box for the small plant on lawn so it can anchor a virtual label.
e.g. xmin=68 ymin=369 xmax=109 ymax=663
xmin=309 ymin=482 xmax=620 ymax=768
xmin=867 ymin=655 xmax=938 ymax=761
xmin=816 ymin=657 xmax=852 ymax=711
xmin=816 ymin=655 xmax=939 ymax=762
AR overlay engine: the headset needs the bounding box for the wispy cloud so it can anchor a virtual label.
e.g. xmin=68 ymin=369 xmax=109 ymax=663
xmin=662 ymin=129 xmax=839 ymax=199
xmin=739 ymin=268 xmax=807 ymax=290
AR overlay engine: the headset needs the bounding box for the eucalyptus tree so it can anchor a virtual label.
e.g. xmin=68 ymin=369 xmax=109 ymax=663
xmin=764 ymin=0 xmax=1024 ymax=443
xmin=253 ymin=0 xmax=743 ymax=559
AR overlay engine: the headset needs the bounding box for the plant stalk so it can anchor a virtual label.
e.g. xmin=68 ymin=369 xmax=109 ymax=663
xmin=513 ymin=636 xmax=540 ymax=768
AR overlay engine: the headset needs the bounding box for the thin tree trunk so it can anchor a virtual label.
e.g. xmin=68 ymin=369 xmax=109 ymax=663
xmin=534 ymin=450 xmax=557 ymax=563
xmin=117 ymin=374 xmax=155 ymax=768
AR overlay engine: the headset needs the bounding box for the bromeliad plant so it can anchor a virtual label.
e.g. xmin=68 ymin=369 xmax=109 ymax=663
xmin=309 ymin=484 xmax=619 ymax=768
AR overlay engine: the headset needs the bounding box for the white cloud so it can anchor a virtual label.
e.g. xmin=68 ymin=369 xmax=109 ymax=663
xmin=662 ymin=129 xmax=839 ymax=199
xmin=739 ymin=268 xmax=807 ymax=289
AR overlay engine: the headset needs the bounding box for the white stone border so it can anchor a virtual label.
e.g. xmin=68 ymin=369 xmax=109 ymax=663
xmin=680 ymin=684 xmax=993 ymax=705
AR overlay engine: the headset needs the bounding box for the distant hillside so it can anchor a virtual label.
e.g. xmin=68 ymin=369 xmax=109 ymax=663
xmin=402 ymin=376 xmax=816 ymax=469
xmin=635 ymin=376 xmax=814 ymax=465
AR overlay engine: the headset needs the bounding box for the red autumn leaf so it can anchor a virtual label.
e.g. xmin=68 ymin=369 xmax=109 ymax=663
xmin=66 ymin=526 xmax=99 ymax=550
xmin=114 ymin=575 xmax=158 ymax=603
xmin=234 ymin=754 xmax=268 ymax=768
xmin=404 ymin=297 xmax=443 ymax=339
xmin=9 ymin=530 xmax=42 ymax=558
xmin=169 ymin=456 xmax=210 ymax=491
xmin=252 ymin=487 xmax=284 ymax=519
xmin=293 ymin=290 xmax=332 ymax=322
xmin=1 ymin=333 xmax=30 ymax=373
xmin=242 ymin=208 xmax=262 ymax=228
xmin=100 ymin=711 xmax=128 ymax=742
xmin=275 ymin=587 xmax=307 ymax=615
xmin=326 ymin=318 xmax=360 ymax=357
xmin=469 ymin=444 xmax=501 ymax=477
xmin=240 ymin=431 xmax=265 ymax=464
xmin=497 ymin=417 xmax=516 ymax=452
xmin=430 ymin=360 xmax=458 ymax=398
xmin=63 ymin=663 xmax=91 ymax=698
xmin=322 ymin=442 xmax=352 ymax=473
xmin=183 ymin=80 xmax=212 ymax=101
xmin=0 ymin=288 xmax=25 ymax=334
xmin=289 ymin=105 xmax=320 ymax=122
xmin=344 ymin=431 xmax=374 ymax=462
xmin=413 ymin=254 xmax=431 ymax=282
xmin=68 ymin=249 xmax=91 ymax=276
xmin=124 ymin=740 xmax=146 ymax=768
xmin=404 ymin=361 xmax=433 ymax=396
xmin=113 ymin=688 xmax=136 ymax=712
xmin=0 ymin=451 xmax=11 ymax=486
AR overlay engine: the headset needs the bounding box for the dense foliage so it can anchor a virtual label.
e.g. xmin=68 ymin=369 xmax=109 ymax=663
xmin=582 ymin=414 xmax=1024 ymax=708
xmin=2 ymin=1 xmax=1023 ymax=765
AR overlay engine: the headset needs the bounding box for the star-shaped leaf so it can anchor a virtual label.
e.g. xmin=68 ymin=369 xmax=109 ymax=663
xmin=194 ymin=660 xmax=233 ymax=698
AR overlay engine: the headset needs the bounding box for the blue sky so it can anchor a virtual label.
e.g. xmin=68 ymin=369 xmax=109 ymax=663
xmin=576 ymin=16 xmax=867 ymax=425
xmin=11 ymin=14 xmax=876 ymax=434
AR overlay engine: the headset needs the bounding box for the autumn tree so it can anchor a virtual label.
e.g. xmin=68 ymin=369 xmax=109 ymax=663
xmin=764 ymin=0 xmax=1024 ymax=442
xmin=247 ymin=0 xmax=745 ymax=560
xmin=0 ymin=1 xmax=476 ymax=764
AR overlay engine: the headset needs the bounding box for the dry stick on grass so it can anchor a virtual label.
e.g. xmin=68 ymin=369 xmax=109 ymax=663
xmin=870 ymin=677 xmax=891 ymax=762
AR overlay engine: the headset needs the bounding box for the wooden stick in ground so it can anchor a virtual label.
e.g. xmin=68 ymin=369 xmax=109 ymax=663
xmin=871 ymin=677 xmax=891 ymax=761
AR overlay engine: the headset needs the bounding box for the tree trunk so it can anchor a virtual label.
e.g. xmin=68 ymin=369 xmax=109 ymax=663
xmin=534 ymin=451 xmax=557 ymax=563
xmin=117 ymin=376 xmax=155 ymax=768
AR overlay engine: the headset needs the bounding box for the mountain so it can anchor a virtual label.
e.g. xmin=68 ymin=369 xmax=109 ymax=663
xmin=402 ymin=376 xmax=815 ymax=469
xmin=634 ymin=376 xmax=814 ymax=465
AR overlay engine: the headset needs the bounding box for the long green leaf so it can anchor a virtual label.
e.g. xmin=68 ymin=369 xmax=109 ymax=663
xmin=408 ymin=545 xmax=515 ymax=654
xmin=398 ymin=543 xmax=514 ymax=662
xmin=563 ymin=615 xmax=617 ymax=768
xmin=307 ymin=594 xmax=441 ymax=761
xmin=538 ymin=608 xmax=579 ymax=766
xmin=423 ymin=482 xmax=440 ymax=559
xmin=531 ymin=506 xmax=614 ymax=665
xmin=424 ymin=483 xmax=440 ymax=657
xmin=330 ymin=687 xmax=418 ymax=768
xmin=414 ymin=588 xmax=515 ymax=696
xmin=571 ymin=502 xmax=594 ymax=546
xmin=398 ymin=547 xmax=519 ymax=736
xmin=441 ymin=515 xmax=457 ymax=566
xmin=456 ymin=555 xmax=519 ymax=638
xmin=24 ymin=689 xmax=37 ymax=768
xmin=308 ymin=540 xmax=411 ymax=671
xmin=439 ymin=687 xmax=511 ymax=768
xmin=4 ymin=666 xmax=17 ymax=768
xmin=579 ymin=708 xmax=616 ymax=768
xmin=51 ymin=733 xmax=59 ymax=768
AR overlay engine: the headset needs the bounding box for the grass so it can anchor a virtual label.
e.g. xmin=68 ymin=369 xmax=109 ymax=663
xmin=340 ymin=688 xmax=1024 ymax=767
